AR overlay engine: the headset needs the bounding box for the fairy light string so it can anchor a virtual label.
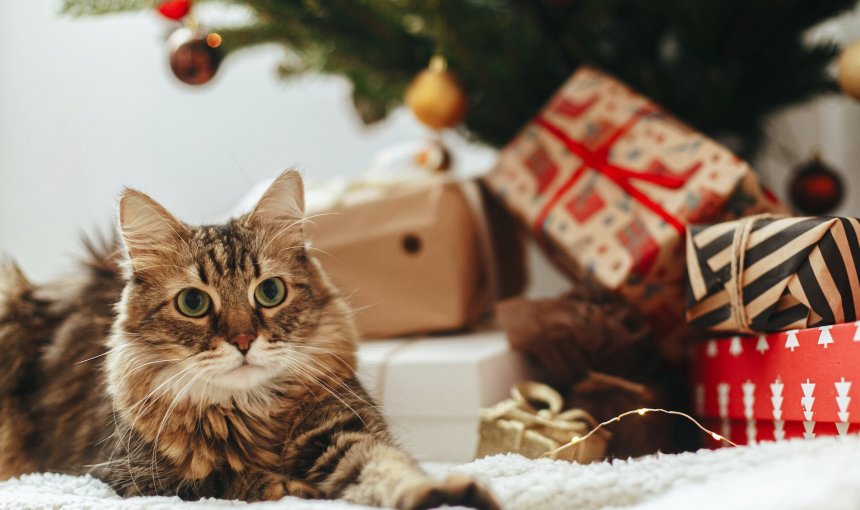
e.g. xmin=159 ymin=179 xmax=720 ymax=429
xmin=545 ymin=407 xmax=738 ymax=458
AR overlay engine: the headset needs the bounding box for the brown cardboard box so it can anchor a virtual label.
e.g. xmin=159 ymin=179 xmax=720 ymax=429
xmin=309 ymin=178 xmax=524 ymax=339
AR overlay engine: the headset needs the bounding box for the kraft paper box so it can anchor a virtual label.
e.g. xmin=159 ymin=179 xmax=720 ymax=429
xmin=686 ymin=216 xmax=860 ymax=333
xmin=484 ymin=66 xmax=784 ymax=360
xmin=691 ymin=323 xmax=860 ymax=446
xmin=308 ymin=178 xmax=524 ymax=339
xmin=356 ymin=330 xmax=536 ymax=463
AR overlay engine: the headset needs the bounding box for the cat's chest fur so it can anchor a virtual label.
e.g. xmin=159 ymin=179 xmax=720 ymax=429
xmin=117 ymin=386 xmax=304 ymax=483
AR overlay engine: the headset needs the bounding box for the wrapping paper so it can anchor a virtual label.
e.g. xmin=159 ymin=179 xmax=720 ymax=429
xmin=691 ymin=322 xmax=860 ymax=446
xmin=484 ymin=66 xmax=783 ymax=359
xmin=686 ymin=216 xmax=860 ymax=333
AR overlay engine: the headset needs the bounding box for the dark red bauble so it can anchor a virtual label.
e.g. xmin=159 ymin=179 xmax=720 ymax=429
xmin=157 ymin=0 xmax=191 ymax=21
xmin=167 ymin=28 xmax=222 ymax=86
xmin=789 ymin=156 xmax=844 ymax=215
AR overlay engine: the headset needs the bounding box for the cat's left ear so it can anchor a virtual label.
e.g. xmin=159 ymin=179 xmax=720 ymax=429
xmin=246 ymin=169 xmax=305 ymax=230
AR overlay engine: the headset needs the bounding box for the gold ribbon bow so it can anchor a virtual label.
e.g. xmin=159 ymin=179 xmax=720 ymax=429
xmin=478 ymin=381 xmax=610 ymax=462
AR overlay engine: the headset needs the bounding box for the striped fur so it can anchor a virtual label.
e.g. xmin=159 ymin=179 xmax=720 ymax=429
xmin=0 ymin=171 xmax=498 ymax=509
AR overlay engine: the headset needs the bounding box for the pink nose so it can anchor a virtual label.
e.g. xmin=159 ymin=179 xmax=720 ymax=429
xmin=229 ymin=333 xmax=256 ymax=354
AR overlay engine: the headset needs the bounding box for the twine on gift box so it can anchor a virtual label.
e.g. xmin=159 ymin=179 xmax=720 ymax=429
xmin=728 ymin=213 xmax=778 ymax=333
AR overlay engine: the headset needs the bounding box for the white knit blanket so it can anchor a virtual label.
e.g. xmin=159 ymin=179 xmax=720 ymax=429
xmin=2 ymin=437 xmax=858 ymax=510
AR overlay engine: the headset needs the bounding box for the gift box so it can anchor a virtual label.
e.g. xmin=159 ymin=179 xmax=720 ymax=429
xmin=309 ymin=177 xmax=525 ymax=339
xmin=686 ymin=216 xmax=860 ymax=333
xmin=477 ymin=381 xmax=609 ymax=463
xmin=484 ymin=66 xmax=783 ymax=360
xmin=691 ymin=322 xmax=860 ymax=446
xmin=356 ymin=330 xmax=536 ymax=462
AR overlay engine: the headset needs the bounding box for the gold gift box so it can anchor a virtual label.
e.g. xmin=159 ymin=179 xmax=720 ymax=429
xmin=477 ymin=382 xmax=610 ymax=463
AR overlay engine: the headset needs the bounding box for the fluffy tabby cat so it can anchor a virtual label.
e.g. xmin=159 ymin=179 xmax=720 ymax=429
xmin=0 ymin=170 xmax=498 ymax=509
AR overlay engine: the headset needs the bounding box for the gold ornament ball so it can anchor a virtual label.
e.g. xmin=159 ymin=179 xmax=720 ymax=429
xmin=838 ymin=41 xmax=860 ymax=100
xmin=405 ymin=57 xmax=468 ymax=130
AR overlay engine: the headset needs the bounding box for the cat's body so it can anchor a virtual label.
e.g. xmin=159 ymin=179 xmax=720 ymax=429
xmin=0 ymin=171 xmax=497 ymax=509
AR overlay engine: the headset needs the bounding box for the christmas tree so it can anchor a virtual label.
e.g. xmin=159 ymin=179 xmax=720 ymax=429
xmin=63 ymin=0 xmax=856 ymax=157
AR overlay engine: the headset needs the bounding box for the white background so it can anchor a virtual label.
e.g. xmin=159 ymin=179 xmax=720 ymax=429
xmin=2 ymin=0 xmax=860 ymax=294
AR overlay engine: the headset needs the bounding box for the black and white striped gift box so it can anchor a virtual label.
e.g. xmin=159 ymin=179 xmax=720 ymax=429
xmin=686 ymin=216 xmax=860 ymax=333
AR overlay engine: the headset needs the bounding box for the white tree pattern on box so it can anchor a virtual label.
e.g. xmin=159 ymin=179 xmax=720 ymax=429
xmin=707 ymin=340 xmax=719 ymax=358
xmin=853 ymin=321 xmax=860 ymax=342
xmin=801 ymin=379 xmax=816 ymax=439
xmin=835 ymin=377 xmax=851 ymax=437
xmin=718 ymin=382 xmax=731 ymax=441
xmin=755 ymin=335 xmax=769 ymax=354
xmin=729 ymin=336 xmax=743 ymax=357
xmin=771 ymin=378 xmax=785 ymax=441
xmin=818 ymin=326 xmax=834 ymax=349
xmin=695 ymin=384 xmax=705 ymax=416
xmin=785 ymin=330 xmax=800 ymax=352
xmin=743 ymin=380 xmax=756 ymax=444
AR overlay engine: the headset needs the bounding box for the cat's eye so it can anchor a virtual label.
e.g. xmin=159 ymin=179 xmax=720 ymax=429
xmin=254 ymin=278 xmax=287 ymax=308
xmin=176 ymin=288 xmax=211 ymax=318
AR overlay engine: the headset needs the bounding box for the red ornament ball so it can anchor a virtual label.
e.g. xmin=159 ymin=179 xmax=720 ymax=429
xmin=157 ymin=0 xmax=191 ymax=21
xmin=167 ymin=28 xmax=222 ymax=86
xmin=788 ymin=156 xmax=844 ymax=215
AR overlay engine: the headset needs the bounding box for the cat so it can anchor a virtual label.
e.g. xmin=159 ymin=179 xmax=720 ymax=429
xmin=0 ymin=170 xmax=498 ymax=510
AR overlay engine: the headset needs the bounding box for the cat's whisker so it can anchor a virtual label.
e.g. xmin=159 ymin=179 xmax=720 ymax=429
xmin=283 ymin=359 xmax=367 ymax=427
xmin=126 ymin=363 xmax=198 ymax=420
xmin=74 ymin=347 xmax=122 ymax=365
xmin=286 ymin=348 xmax=381 ymax=411
xmin=150 ymin=369 xmax=203 ymax=492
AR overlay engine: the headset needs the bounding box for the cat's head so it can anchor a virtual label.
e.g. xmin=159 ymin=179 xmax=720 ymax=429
xmin=107 ymin=170 xmax=357 ymax=410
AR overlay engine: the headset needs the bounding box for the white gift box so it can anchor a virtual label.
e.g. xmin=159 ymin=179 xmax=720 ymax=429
xmin=356 ymin=330 xmax=535 ymax=463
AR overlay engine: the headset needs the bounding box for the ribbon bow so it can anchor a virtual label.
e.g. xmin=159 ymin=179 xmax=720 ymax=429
xmin=484 ymin=381 xmax=603 ymax=459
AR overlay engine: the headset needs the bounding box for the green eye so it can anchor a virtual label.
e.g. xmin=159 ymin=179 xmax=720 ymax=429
xmin=176 ymin=288 xmax=211 ymax=318
xmin=254 ymin=278 xmax=287 ymax=308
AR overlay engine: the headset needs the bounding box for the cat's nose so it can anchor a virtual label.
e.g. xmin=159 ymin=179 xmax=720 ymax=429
xmin=228 ymin=333 xmax=256 ymax=355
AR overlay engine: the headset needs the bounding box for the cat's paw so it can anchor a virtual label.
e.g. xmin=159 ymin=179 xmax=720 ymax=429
xmin=398 ymin=474 xmax=500 ymax=510
xmin=256 ymin=475 xmax=321 ymax=501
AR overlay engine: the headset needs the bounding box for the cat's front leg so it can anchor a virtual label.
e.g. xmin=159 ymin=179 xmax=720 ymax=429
xmin=223 ymin=470 xmax=321 ymax=502
xmin=287 ymin=381 xmax=499 ymax=509
xmin=318 ymin=439 xmax=499 ymax=510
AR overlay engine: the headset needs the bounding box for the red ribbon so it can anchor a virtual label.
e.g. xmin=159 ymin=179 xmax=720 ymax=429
xmin=531 ymin=109 xmax=690 ymax=237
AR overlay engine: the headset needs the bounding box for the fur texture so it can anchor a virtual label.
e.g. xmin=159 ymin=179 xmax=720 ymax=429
xmin=0 ymin=170 xmax=497 ymax=510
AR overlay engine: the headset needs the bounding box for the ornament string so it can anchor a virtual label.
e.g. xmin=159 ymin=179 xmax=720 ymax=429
xmin=544 ymin=407 xmax=738 ymax=458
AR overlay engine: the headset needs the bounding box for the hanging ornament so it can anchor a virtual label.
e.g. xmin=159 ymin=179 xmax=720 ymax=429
xmin=156 ymin=0 xmax=192 ymax=21
xmin=167 ymin=28 xmax=222 ymax=86
xmin=788 ymin=152 xmax=844 ymax=215
xmin=405 ymin=55 xmax=468 ymax=130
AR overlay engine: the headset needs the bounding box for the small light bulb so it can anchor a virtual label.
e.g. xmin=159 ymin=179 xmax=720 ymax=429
xmin=711 ymin=432 xmax=722 ymax=441
xmin=569 ymin=437 xmax=581 ymax=445
xmin=206 ymin=33 xmax=222 ymax=48
xmin=637 ymin=409 xmax=647 ymax=416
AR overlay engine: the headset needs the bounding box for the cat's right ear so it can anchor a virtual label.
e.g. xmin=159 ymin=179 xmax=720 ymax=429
xmin=118 ymin=189 xmax=189 ymax=270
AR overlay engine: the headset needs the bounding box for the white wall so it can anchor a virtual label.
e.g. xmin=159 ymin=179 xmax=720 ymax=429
xmin=0 ymin=0 xmax=495 ymax=282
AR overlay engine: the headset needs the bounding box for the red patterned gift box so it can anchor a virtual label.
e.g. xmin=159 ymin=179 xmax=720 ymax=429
xmin=484 ymin=66 xmax=785 ymax=362
xmin=691 ymin=322 xmax=860 ymax=447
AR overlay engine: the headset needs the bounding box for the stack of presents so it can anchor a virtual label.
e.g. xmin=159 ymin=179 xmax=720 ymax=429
xmin=300 ymin=66 xmax=858 ymax=464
